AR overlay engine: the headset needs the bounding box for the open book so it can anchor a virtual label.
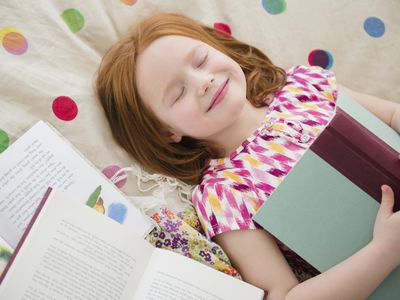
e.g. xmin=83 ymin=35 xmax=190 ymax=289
xmin=0 ymin=237 xmax=12 ymax=277
xmin=253 ymin=91 xmax=400 ymax=300
xmin=0 ymin=121 xmax=154 ymax=262
xmin=0 ymin=188 xmax=264 ymax=300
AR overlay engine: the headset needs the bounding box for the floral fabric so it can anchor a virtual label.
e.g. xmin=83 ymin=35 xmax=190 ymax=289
xmin=146 ymin=205 xmax=241 ymax=279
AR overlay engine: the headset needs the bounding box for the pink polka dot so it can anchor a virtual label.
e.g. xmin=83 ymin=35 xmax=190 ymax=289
xmin=213 ymin=22 xmax=232 ymax=38
xmin=102 ymin=165 xmax=127 ymax=188
xmin=52 ymin=96 xmax=78 ymax=121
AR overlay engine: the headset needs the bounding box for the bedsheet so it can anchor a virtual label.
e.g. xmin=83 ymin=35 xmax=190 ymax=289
xmin=1 ymin=0 xmax=399 ymax=282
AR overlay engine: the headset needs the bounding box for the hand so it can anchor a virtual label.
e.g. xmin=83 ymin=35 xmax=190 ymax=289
xmin=372 ymin=185 xmax=400 ymax=266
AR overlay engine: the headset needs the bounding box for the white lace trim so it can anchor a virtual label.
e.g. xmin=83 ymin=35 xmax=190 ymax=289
xmin=109 ymin=164 xmax=194 ymax=216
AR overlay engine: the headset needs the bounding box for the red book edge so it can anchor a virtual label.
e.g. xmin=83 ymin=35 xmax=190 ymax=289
xmin=0 ymin=187 xmax=53 ymax=285
xmin=311 ymin=107 xmax=400 ymax=211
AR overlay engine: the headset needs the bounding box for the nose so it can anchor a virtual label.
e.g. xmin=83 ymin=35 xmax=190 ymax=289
xmin=197 ymin=73 xmax=215 ymax=97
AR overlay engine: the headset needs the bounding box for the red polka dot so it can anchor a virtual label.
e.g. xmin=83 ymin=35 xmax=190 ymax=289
xmin=213 ymin=23 xmax=232 ymax=38
xmin=308 ymin=49 xmax=334 ymax=69
xmin=102 ymin=165 xmax=127 ymax=188
xmin=52 ymin=96 xmax=78 ymax=121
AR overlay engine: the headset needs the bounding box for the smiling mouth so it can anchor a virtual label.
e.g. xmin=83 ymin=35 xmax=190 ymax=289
xmin=207 ymin=78 xmax=229 ymax=112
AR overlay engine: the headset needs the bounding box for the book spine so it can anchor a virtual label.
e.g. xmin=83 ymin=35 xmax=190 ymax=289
xmin=311 ymin=107 xmax=400 ymax=211
xmin=0 ymin=187 xmax=53 ymax=284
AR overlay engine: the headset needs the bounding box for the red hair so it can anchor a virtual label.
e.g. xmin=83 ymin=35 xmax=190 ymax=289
xmin=96 ymin=13 xmax=286 ymax=185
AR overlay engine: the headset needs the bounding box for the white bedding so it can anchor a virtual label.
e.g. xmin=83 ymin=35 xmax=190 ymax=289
xmin=1 ymin=0 xmax=399 ymax=207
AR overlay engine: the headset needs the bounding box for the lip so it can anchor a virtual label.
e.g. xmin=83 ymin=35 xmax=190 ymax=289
xmin=207 ymin=78 xmax=229 ymax=112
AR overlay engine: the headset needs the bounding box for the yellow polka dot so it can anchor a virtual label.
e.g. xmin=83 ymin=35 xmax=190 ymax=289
xmin=222 ymin=171 xmax=243 ymax=183
xmin=0 ymin=27 xmax=22 ymax=43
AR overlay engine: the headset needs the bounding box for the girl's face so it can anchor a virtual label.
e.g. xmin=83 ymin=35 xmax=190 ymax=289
xmin=135 ymin=35 xmax=247 ymax=142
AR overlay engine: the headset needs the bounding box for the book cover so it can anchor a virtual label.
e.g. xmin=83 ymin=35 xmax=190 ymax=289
xmin=253 ymin=91 xmax=400 ymax=300
xmin=311 ymin=108 xmax=400 ymax=210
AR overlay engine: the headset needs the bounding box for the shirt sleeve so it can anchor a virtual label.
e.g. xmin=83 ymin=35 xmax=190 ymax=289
xmin=268 ymin=65 xmax=338 ymax=128
xmin=284 ymin=65 xmax=337 ymax=104
xmin=192 ymin=182 xmax=261 ymax=240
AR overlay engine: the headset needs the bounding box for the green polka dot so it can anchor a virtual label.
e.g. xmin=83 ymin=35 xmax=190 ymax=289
xmin=61 ymin=8 xmax=85 ymax=33
xmin=0 ymin=129 xmax=10 ymax=153
xmin=262 ymin=0 xmax=287 ymax=15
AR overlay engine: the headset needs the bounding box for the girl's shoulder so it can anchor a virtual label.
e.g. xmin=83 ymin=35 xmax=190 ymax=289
xmin=267 ymin=65 xmax=338 ymax=110
xmin=286 ymin=65 xmax=335 ymax=79
xmin=284 ymin=65 xmax=337 ymax=97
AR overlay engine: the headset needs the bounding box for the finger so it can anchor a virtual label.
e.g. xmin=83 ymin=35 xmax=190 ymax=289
xmin=377 ymin=185 xmax=395 ymax=219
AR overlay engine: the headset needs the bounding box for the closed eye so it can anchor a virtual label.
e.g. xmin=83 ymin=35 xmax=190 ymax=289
xmin=197 ymin=54 xmax=208 ymax=68
xmin=174 ymin=87 xmax=185 ymax=103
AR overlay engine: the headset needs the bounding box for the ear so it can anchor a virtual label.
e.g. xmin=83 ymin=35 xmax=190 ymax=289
xmin=162 ymin=130 xmax=182 ymax=143
xmin=170 ymin=133 xmax=182 ymax=143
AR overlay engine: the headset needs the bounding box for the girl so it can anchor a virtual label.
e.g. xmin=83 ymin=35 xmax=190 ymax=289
xmin=96 ymin=13 xmax=400 ymax=300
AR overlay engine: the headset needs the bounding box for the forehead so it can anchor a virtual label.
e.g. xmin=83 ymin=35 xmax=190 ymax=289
xmin=135 ymin=35 xmax=204 ymax=103
xmin=141 ymin=35 xmax=201 ymax=59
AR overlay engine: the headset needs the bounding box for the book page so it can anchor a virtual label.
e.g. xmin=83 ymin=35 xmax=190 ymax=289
xmin=133 ymin=248 xmax=264 ymax=300
xmin=0 ymin=121 xmax=153 ymax=248
xmin=0 ymin=190 xmax=153 ymax=300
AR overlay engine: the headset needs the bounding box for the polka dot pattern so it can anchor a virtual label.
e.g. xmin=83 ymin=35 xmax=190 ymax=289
xmin=120 ymin=0 xmax=138 ymax=5
xmin=0 ymin=27 xmax=28 ymax=55
xmin=52 ymin=96 xmax=78 ymax=121
xmin=102 ymin=165 xmax=127 ymax=188
xmin=61 ymin=8 xmax=85 ymax=33
xmin=213 ymin=22 xmax=232 ymax=38
xmin=308 ymin=49 xmax=334 ymax=70
xmin=262 ymin=0 xmax=287 ymax=15
xmin=364 ymin=17 xmax=385 ymax=37
xmin=0 ymin=129 xmax=10 ymax=153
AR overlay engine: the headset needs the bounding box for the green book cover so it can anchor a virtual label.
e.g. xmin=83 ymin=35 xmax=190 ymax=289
xmin=337 ymin=91 xmax=400 ymax=152
xmin=253 ymin=92 xmax=400 ymax=300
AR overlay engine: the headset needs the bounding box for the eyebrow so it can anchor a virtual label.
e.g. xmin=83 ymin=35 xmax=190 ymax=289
xmin=161 ymin=44 xmax=203 ymax=103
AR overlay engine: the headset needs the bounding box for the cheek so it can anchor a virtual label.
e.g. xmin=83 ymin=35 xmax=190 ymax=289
xmin=166 ymin=103 xmax=202 ymax=129
xmin=234 ymin=63 xmax=246 ymax=84
xmin=175 ymin=104 xmax=201 ymax=123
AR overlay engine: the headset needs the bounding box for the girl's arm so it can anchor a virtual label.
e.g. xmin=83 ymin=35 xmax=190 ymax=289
xmin=214 ymin=186 xmax=400 ymax=300
xmin=338 ymin=84 xmax=400 ymax=133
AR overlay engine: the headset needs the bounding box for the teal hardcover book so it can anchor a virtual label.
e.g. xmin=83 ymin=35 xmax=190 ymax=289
xmin=253 ymin=91 xmax=400 ymax=300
